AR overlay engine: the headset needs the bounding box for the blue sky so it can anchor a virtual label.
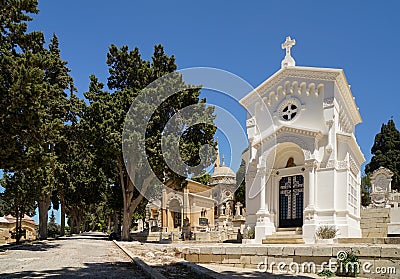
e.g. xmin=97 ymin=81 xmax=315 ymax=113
xmin=25 ymin=0 xmax=398 ymax=169
xmin=3 ymin=1 xmax=400 ymax=222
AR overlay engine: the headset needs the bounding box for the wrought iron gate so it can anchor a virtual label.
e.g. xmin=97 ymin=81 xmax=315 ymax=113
xmin=279 ymin=175 xmax=304 ymax=228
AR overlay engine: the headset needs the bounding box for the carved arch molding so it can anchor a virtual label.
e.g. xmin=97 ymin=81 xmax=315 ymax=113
xmin=166 ymin=194 xmax=183 ymax=209
xmin=275 ymin=135 xmax=312 ymax=160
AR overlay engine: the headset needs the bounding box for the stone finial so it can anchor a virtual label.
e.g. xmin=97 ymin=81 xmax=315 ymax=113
xmin=281 ymin=36 xmax=296 ymax=68
xmin=215 ymin=139 xmax=220 ymax=168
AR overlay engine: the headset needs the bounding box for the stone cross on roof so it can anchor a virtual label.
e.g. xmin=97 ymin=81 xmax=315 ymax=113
xmin=281 ymin=36 xmax=296 ymax=68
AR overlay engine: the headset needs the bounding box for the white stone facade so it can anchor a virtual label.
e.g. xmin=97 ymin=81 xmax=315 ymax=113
xmin=240 ymin=42 xmax=365 ymax=243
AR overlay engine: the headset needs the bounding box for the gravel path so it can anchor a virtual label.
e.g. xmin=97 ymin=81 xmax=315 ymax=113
xmin=0 ymin=232 xmax=148 ymax=278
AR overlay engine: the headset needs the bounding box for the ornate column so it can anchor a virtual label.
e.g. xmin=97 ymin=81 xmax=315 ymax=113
xmin=254 ymin=167 xmax=275 ymax=243
xmin=302 ymin=159 xmax=319 ymax=244
xmin=270 ymin=169 xmax=278 ymax=224
xmin=326 ymin=120 xmax=334 ymax=154
xmin=257 ymin=167 xmax=267 ymax=213
xmin=305 ymin=159 xmax=318 ymax=210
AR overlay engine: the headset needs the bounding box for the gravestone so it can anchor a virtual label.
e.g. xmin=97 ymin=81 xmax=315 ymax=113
xmin=370 ymin=167 xmax=393 ymax=208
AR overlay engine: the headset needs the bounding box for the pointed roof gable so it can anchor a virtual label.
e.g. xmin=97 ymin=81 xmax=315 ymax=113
xmin=240 ymin=66 xmax=362 ymax=125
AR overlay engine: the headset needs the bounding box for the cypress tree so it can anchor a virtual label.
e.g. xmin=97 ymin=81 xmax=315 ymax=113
xmin=365 ymin=119 xmax=400 ymax=191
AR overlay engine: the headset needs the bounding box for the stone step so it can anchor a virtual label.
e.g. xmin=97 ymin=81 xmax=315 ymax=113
xmin=276 ymin=227 xmax=302 ymax=232
xmin=274 ymin=231 xmax=302 ymax=236
xmin=274 ymin=228 xmax=302 ymax=236
xmin=262 ymin=237 xmax=305 ymax=244
xmin=270 ymin=233 xmax=303 ymax=238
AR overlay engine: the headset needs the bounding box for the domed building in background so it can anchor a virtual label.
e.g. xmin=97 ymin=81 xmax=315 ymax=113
xmin=209 ymin=145 xmax=237 ymax=224
xmin=143 ymin=143 xmax=246 ymax=240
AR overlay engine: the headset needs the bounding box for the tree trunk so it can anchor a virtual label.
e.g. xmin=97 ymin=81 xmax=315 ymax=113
xmin=118 ymin=156 xmax=153 ymax=241
xmin=107 ymin=215 xmax=112 ymax=233
xmin=70 ymin=215 xmax=78 ymax=234
xmin=121 ymin=208 xmax=133 ymax=241
xmin=60 ymin=194 xmax=65 ymax=236
xmin=118 ymin=157 xmax=132 ymax=241
xmin=38 ymin=195 xmax=51 ymax=240
xmin=15 ymin=209 xmax=21 ymax=244
xmin=69 ymin=207 xmax=82 ymax=234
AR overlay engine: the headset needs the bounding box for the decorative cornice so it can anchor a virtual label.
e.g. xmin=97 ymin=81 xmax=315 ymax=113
xmin=305 ymin=159 xmax=319 ymax=169
xmin=336 ymin=133 xmax=365 ymax=165
xmin=370 ymin=166 xmax=394 ymax=180
xmin=349 ymin=156 xmax=360 ymax=176
xmin=240 ymin=66 xmax=362 ymax=125
xmin=323 ymin=97 xmax=335 ymax=108
xmin=253 ymin=125 xmax=323 ymax=149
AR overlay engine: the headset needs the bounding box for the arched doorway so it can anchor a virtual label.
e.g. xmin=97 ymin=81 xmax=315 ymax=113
xmin=272 ymin=142 xmax=306 ymax=229
xmin=279 ymin=175 xmax=304 ymax=227
xmin=169 ymin=199 xmax=182 ymax=229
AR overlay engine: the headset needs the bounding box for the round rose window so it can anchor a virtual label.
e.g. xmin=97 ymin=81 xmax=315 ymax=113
xmin=282 ymin=104 xmax=298 ymax=120
xmin=278 ymin=97 xmax=301 ymax=121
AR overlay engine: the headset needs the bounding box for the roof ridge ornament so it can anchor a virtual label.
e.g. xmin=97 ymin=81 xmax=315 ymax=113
xmin=281 ymin=36 xmax=296 ymax=68
xmin=214 ymin=138 xmax=220 ymax=168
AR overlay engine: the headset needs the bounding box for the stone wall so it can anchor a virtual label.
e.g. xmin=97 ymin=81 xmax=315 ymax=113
xmin=181 ymin=244 xmax=400 ymax=279
xmin=130 ymin=230 xmax=238 ymax=243
xmin=0 ymin=228 xmax=11 ymax=244
xmin=361 ymin=208 xmax=390 ymax=237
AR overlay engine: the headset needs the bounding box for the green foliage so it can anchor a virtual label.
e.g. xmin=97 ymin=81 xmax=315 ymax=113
xmin=243 ymin=227 xmax=255 ymax=239
xmin=365 ymin=119 xmax=400 ymax=191
xmin=0 ymin=1 xmax=217 ymax=237
xmin=192 ymin=173 xmax=211 ymax=185
xmin=1 ymin=171 xmax=37 ymax=243
xmin=336 ymin=250 xmax=360 ymax=277
xmin=47 ymin=210 xmax=60 ymax=238
xmin=0 ymin=1 xmax=75 ymax=240
xmin=85 ymin=44 xmax=217 ymax=240
xmin=132 ymin=198 xmax=147 ymax=221
xmin=361 ymin=175 xmax=371 ymax=206
xmin=315 ymin=225 xmax=338 ymax=239
xmin=317 ymin=269 xmax=335 ymax=277
xmin=235 ymin=159 xmax=246 ymax=206
xmin=0 ymin=193 xmax=6 ymax=216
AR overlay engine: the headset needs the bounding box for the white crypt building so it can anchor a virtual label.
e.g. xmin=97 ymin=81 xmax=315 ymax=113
xmin=240 ymin=36 xmax=365 ymax=244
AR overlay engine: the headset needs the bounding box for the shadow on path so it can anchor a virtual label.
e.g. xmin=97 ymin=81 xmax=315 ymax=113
xmin=1 ymin=241 xmax=61 ymax=252
xmin=0 ymin=261 xmax=149 ymax=279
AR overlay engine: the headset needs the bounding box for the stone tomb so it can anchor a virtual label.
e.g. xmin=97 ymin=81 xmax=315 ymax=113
xmin=240 ymin=36 xmax=364 ymax=243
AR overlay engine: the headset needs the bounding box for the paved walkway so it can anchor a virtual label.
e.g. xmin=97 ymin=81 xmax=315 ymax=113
xmin=0 ymin=232 xmax=147 ymax=278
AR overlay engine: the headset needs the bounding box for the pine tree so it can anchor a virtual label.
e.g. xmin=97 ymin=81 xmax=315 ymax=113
xmin=1 ymin=171 xmax=36 ymax=244
xmin=360 ymin=175 xmax=371 ymax=207
xmin=85 ymin=44 xmax=217 ymax=240
xmin=365 ymin=119 xmax=400 ymax=191
xmin=235 ymin=160 xmax=246 ymax=206
xmin=47 ymin=210 xmax=60 ymax=238
xmin=0 ymin=0 xmax=48 ymax=170
xmin=0 ymin=1 xmax=75 ymax=239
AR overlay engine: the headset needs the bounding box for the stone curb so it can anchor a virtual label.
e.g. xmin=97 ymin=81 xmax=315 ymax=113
xmin=113 ymin=240 xmax=167 ymax=279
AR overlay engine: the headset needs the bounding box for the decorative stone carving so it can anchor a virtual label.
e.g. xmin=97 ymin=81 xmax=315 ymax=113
xmin=235 ymin=202 xmax=243 ymax=216
xmin=305 ymin=159 xmax=318 ymax=170
xmin=323 ymin=98 xmax=334 ymax=108
xmin=336 ymin=160 xmax=349 ymax=170
xmin=277 ymin=97 xmax=302 ymax=121
xmin=246 ymin=117 xmax=256 ymax=127
xmin=370 ymin=167 xmax=394 ymax=208
xmin=281 ymin=36 xmax=296 ymax=68
xmin=220 ymin=204 xmax=226 ymax=216
xmin=349 ymin=156 xmax=359 ymax=176
xmin=225 ymin=202 xmax=232 ymax=217
xmin=276 ymin=135 xmax=312 ymax=160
